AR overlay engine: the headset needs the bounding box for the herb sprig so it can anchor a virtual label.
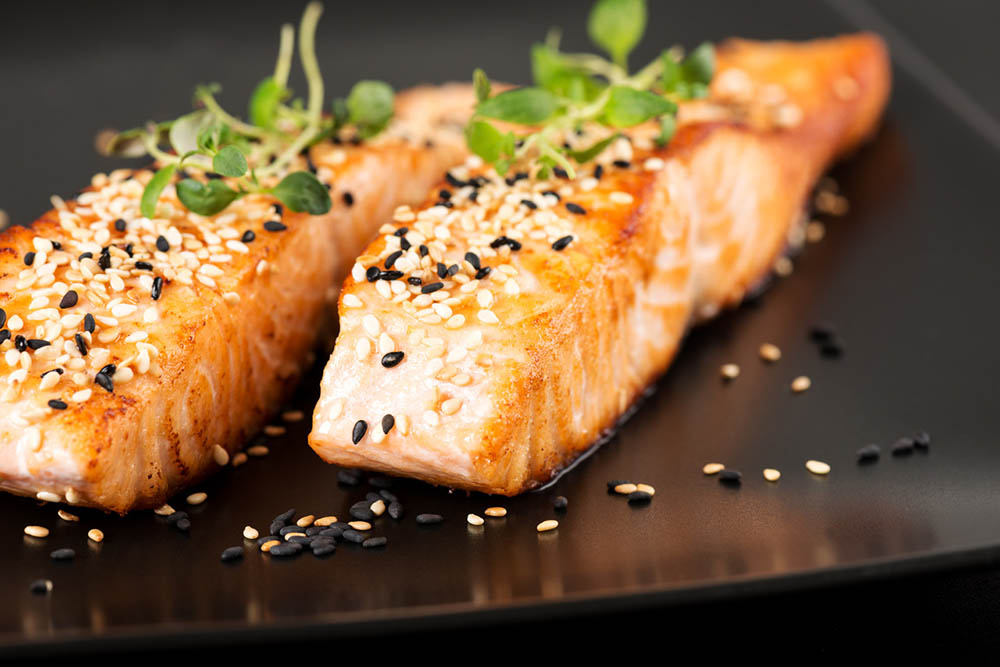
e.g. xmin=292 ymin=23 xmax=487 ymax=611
xmin=100 ymin=3 xmax=395 ymax=219
xmin=465 ymin=0 xmax=714 ymax=178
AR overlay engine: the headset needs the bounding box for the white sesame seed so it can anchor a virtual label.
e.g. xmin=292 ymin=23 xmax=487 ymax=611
xmin=154 ymin=504 xmax=175 ymax=516
xmin=536 ymin=520 xmax=559 ymax=533
xmin=791 ymin=376 xmax=812 ymax=393
xmin=703 ymin=463 xmax=725 ymax=475
xmin=57 ymin=509 xmax=79 ymax=522
xmin=243 ymin=526 xmax=259 ymax=540
xmin=636 ymin=483 xmax=656 ymax=496
xmin=720 ymin=363 xmax=740 ymax=380
xmin=87 ymin=528 xmax=104 ymax=543
xmin=422 ymin=410 xmax=440 ymax=426
xmin=24 ymin=525 xmax=49 ymax=538
xmin=314 ymin=516 xmax=338 ymax=527
xmin=296 ymin=515 xmax=315 ymax=528
xmin=643 ymin=157 xmax=665 ymax=171
xmin=467 ymin=513 xmax=484 ymax=526
xmin=362 ymin=314 xmax=380 ymax=337
xmin=343 ymin=293 xmax=363 ymax=308
xmin=609 ymin=191 xmax=634 ymax=204
xmin=806 ymin=460 xmax=830 ymax=475
xmin=763 ymin=468 xmax=781 ymax=482
xmin=186 ymin=492 xmax=207 ymax=505
xmin=348 ymin=521 xmax=371 ymax=531
xmin=212 ymin=444 xmax=230 ymax=466
xmin=441 ymin=398 xmax=462 ymax=415
xmin=370 ymin=499 xmax=386 ymax=516
xmin=759 ymin=343 xmax=781 ymax=362
xmin=614 ymin=483 xmax=638 ymax=495
xmin=477 ymin=309 xmax=499 ymax=324
xmin=355 ymin=337 xmax=371 ymax=360
xmin=247 ymin=445 xmax=269 ymax=457
xmin=485 ymin=507 xmax=507 ymax=518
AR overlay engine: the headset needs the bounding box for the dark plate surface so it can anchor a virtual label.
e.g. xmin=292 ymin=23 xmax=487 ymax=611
xmin=2 ymin=0 xmax=1000 ymax=654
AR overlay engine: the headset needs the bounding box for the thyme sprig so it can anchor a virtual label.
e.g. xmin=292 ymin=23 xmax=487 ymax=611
xmin=99 ymin=2 xmax=395 ymax=218
xmin=466 ymin=0 xmax=714 ymax=178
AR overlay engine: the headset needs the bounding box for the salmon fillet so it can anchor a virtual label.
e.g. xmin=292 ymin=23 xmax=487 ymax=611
xmin=308 ymin=34 xmax=891 ymax=494
xmin=0 ymin=84 xmax=475 ymax=513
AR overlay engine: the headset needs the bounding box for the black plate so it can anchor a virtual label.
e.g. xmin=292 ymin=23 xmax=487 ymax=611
xmin=2 ymin=0 xmax=1000 ymax=654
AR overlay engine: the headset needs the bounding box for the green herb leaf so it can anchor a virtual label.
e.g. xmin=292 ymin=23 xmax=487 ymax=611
xmin=212 ymin=145 xmax=248 ymax=178
xmin=566 ymin=134 xmax=618 ymax=163
xmin=346 ymin=80 xmax=395 ymax=139
xmin=587 ymin=0 xmax=647 ymax=67
xmin=601 ymin=86 xmax=676 ymax=127
xmin=476 ymin=87 xmax=559 ymax=125
xmin=140 ymin=165 xmax=177 ymax=219
xmin=249 ymin=76 xmax=287 ymax=129
xmin=532 ymin=44 xmax=606 ymax=102
xmin=473 ymin=68 xmax=492 ymax=103
xmin=331 ymin=97 xmax=349 ymax=128
xmin=464 ymin=120 xmax=516 ymax=169
xmin=169 ymin=110 xmax=214 ymax=156
xmin=176 ymin=178 xmax=239 ymax=216
xmin=661 ymin=51 xmax=682 ymax=91
xmin=656 ymin=114 xmax=676 ymax=147
xmin=271 ymin=171 xmax=331 ymax=215
xmin=682 ymin=42 xmax=715 ymax=86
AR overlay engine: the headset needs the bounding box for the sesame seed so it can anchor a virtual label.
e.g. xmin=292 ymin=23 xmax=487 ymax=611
xmin=381 ymin=414 xmax=395 ymax=434
xmin=57 ymin=510 xmax=79 ymax=522
xmin=241 ymin=230 xmax=256 ymax=243
xmin=565 ymin=202 xmax=586 ymax=215
xmin=806 ymin=460 xmax=831 ymax=475
xmin=24 ymin=525 xmax=49 ymax=538
xmin=264 ymin=425 xmax=286 ymax=436
xmin=891 ymin=437 xmax=915 ymax=456
xmin=212 ymin=444 xmax=230 ymax=466
xmin=348 ymin=520 xmax=371 ymax=531
xmin=720 ymin=363 xmax=740 ymax=380
xmin=232 ymin=452 xmax=248 ymax=466
xmin=260 ymin=539 xmax=280 ymax=553
xmin=718 ymin=469 xmax=742 ymax=485
xmin=485 ymin=507 xmax=507 ymax=518
xmin=151 ymin=276 xmax=163 ymax=300
xmin=553 ymin=496 xmax=569 ymax=510
xmin=416 ymin=513 xmax=443 ymax=525
xmin=441 ymin=398 xmax=462 ymax=415
xmin=296 ymin=515 xmax=316 ymax=528
xmin=913 ymin=431 xmax=931 ymax=450
xmin=467 ymin=513 xmax=484 ymax=526
xmin=83 ymin=313 xmax=95 ymax=333
xmin=243 ymin=526 xmax=259 ymax=540
xmin=614 ymin=483 xmax=638 ymax=495
xmin=763 ymin=468 xmax=781 ymax=482
xmin=59 ymin=291 xmax=78 ymax=309
xmin=791 ymin=376 xmax=812 ymax=392
xmin=551 ymin=235 xmax=573 ymax=251
xmin=381 ymin=351 xmax=404 ymax=368
xmin=37 ymin=490 xmax=61 ymax=503
xmin=156 ymin=235 xmax=170 ymax=252
xmin=48 ymin=399 xmax=68 ymax=410
xmin=186 ymin=492 xmax=207 ymax=505
xmin=352 ymin=420 xmax=368 ymax=444
xmin=24 ymin=252 xmax=35 ymax=266
xmin=50 ymin=548 xmax=75 ymax=561
xmin=536 ymin=520 xmax=559 ymax=533
xmin=221 ymin=546 xmax=244 ymax=562
xmin=154 ymin=504 xmax=175 ymax=516
xmin=857 ymin=444 xmax=881 ymax=463
xmin=263 ymin=221 xmax=287 ymax=232
xmin=88 ymin=528 xmax=104 ymax=543
xmin=643 ymin=157 xmax=665 ymax=171
xmin=421 ymin=281 xmax=444 ymax=294
xmin=314 ymin=516 xmax=338 ymax=527
xmin=759 ymin=343 xmax=781 ymax=362
xmin=342 ymin=191 xmax=355 ymax=206
xmin=635 ymin=484 xmax=655 ymax=496
xmin=362 ymin=536 xmax=387 ymax=548
xmin=30 ymin=579 xmax=53 ymax=594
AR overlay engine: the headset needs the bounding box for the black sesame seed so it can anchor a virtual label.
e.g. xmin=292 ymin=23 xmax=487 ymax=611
xmin=151 ymin=276 xmax=163 ymax=301
xmin=394 ymin=227 xmax=409 ymax=237
xmin=388 ymin=501 xmax=404 ymax=520
xmin=468 ymin=191 xmax=479 ymax=203
xmin=521 ymin=199 xmax=538 ymax=210
xmin=48 ymin=399 xmax=67 ymax=410
xmin=553 ymin=167 xmax=569 ymax=179
xmin=820 ymin=340 xmax=844 ymax=358
xmin=221 ymin=546 xmax=244 ymax=562
xmin=134 ymin=261 xmax=153 ymax=271
xmin=553 ymin=496 xmax=568 ymax=511
xmin=59 ymin=291 xmax=78 ymax=309
xmin=26 ymin=339 xmax=50 ymax=350
xmin=381 ymin=414 xmax=395 ymax=434
xmin=78 ymin=252 xmax=93 ymax=261
xmin=74 ymin=333 xmax=88 ymax=356
xmin=278 ymin=525 xmax=304 ymax=536
xmin=418 ymin=244 xmax=429 ymax=257
xmin=98 ymin=249 xmax=111 ymax=270
xmin=436 ymin=200 xmax=454 ymax=208
xmin=342 ymin=530 xmax=365 ymax=544
xmin=241 ymin=230 xmax=256 ymax=243
xmin=205 ymin=172 xmax=223 ymax=180
xmin=416 ymin=513 xmax=443 ymax=525
xmin=365 ymin=266 xmax=381 ymax=282
xmin=542 ymin=189 xmax=561 ymax=201
xmin=475 ymin=267 xmax=492 ymax=279
xmin=0 ymin=330 xmax=9 ymax=345
xmin=114 ymin=218 xmax=126 ymax=232
xmin=342 ymin=191 xmax=355 ymax=207
xmin=857 ymin=444 xmax=881 ymax=463
xmin=51 ymin=240 xmax=62 ymax=251
xmin=421 ymin=282 xmax=444 ymax=294
xmin=29 ymin=579 xmax=52 ymax=594
xmin=0 ymin=308 xmax=5 ymax=329
xmin=808 ymin=324 xmax=834 ymax=343
xmin=565 ymin=202 xmax=587 ymax=215
xmin=156 ymin=235 xmax=170 ymax=252
xmin=551 ymin=235 xmax=573 ymax=251
xmin=384 ymin=251 xmax=403 ymax=269
xmin=124 ymin=243 xmax=134 ymax=257
xmin=95 ymin=372 xmax=114 ymax=393
xmin=407 ymin=277 xmax=423 ymax=286
xmin=363 ymin=536 xmax=387 ymax=549
xmin=338 ymin=469 xmax=361 ymax=486
xmin=437 ymin=262 xmax=448 ymax=278
xmin=913 ymin=431 xmax=931 ymax=449
xmin=464 ymin=252 xmax=481 ymax=270
xmin=50 ymin=548 xmax=75 ymax=561
xmin=613 ymin=160 xmax=631 ymax=169
xmin=445 ymin=172 xmax=465 ymax=188
xmin=381 ymin=351 xmax=404 ymax=368
xmin=438 ymin=189 xmax=452 ymax=200
xmin=319 ymin=527 xmax=344 ymax=539
xmin=891 ymin=437 xmax=915 ymax=456
xmin=264 ymin=221 xmax=287 ymax=232
xmin=400 ymin=237 xmax=411 ymax=250
xmin=24 ymin=252 xmax=35 ymax=266
xmin=287 ymin=535 xmax=312 ymax=545
xmin=446 ymin=264 xmax=459 ymax=277
xmin=272 ymin=203 xmax=284 ymax=218
xmin=718 ymin=470 xmax=742 ymax=485
xmin=166 ymin=511 xmax=188 ymax=524
xmin=365 ymin=491 xmax=381 ymax=502
xmin=268 ymin=521 xmax=286 ymax=536
xmin=312 ymin=543 xmax=337 ymax=557
xmin=14 ymin=335 xmax=26 ymax=352
xmin=607 ymin=479 xmax=631 ymax=490
xmin=379 ymin=270 xmax=404 ymax=281
xmin=594 ymin=164 xmax=604 ymax=179
xmin=627 ymin=491 xmax=653 ymax=503
xmin=378 ymin=488 xmax=397 ymax=501
xmin=352 ymin=420 xmax=368 ymax=444
xmin=257 ymin=535 xmax=281 ymax=546
xmin=268 ymin=543 xmax=301 ymax=557
xmin=350 ymin=507 xmax=374 ymax=522
xmin=83 ymin=313 xmax=95 ymax=333
xmin=490 ymin=236 xmax=522 ymax=251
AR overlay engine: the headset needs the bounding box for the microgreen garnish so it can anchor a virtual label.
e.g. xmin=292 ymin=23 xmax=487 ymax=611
xmin=465 ymin=0 xmax=714 ymax=177
xmin=99 ymin=2 xmax=396 ymax=218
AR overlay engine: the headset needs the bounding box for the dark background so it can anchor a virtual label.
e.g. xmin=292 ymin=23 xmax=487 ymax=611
xmin=2 ymin=0 xmax=1000 ymax=657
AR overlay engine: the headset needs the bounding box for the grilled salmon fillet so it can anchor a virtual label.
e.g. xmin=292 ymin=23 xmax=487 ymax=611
xmin=309 ymin=34 xmax=891 ymax=494
xmin=0 ymin=84 xmax=476 ymax=513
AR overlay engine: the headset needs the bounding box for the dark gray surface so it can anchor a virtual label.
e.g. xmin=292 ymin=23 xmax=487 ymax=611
xmin=1 ymin=0 xmax=999 ymax=654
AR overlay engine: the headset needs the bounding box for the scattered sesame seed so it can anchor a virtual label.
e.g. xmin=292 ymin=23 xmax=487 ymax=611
xmin=805 ymin=460 xmax=831 ymax=475
xmin=221 ymin=546 xmax=244 ymax=562
xmin=565 ymin=202 xmax=586 ymax=215
xmin=30 ymin=579 xmax=53 ymax=594
xmin=50 ymin=548 xmax=75 ymax=561
xmin=36 ymin=491 xmax=61 ymax=503
xmin=243 ymin=526 xmax=259 ymax=540
xmin=891 ymin=437 xmax=915 ymax=456
xmin=636 ymin=484 xmax=655 ymax=496
xmin=720 ymin=363 xmax=740 ymax=380
xmin=48 ymin=399 xmax=68 ymax=410
xmin=719 ymin=469 xmax=742 ymax=485
xmin=260 ymin=539 xmax=281 ymax=553
xmin=186 ymin=492 xmax=207 ymax=505
xmin=352 ymin=420 xmax=368 ymax=444
xmin=791 ymin=376 xmax=812 ymax=392
xmin=763 ymin=468 xmax=781 ymax=482
xmin=416 ymin=513 xmax=444 ymax=525
xmin=467 ymin=513 xmax=484 ymax=526
xmin=759 ymin=343 xmax=781 ymax=362
xmin=59 ymin=290 xmax=78 ymax=309
xmin=57 ymin=510 xmax=79 ymax=522
xmin=381 ymin=351 xmax=404 ymax=368
xmin=485 ymin=507 xmax=507 ymax=518
xmin=87 ymin=528 xmax=104 ymax=543
xmin=857 ymin=444 xmax=881 ymax=463
xmin=24 ymin=525 xmax=49 ymax=538
xmin=232 ymin=452 xmax=249 ymax=466
xmin=362 ymin=536 xmax=387 ymax=548
xmin=154 ymin=504 xmax=175 ymax=516
xmin=263 ymin=221 xmax=287 ymax=232
xmin=264 ymin=425 xmax=286 ymax=436
xmin=913 ymin=431 xmax=931 ymax=450
xmin=212 ymin=444 xmax=230 ymax=466
xmin=614 ymin=483 xmax=638 ymax=495
xmin=421 ymin=281 xmax=444 ymax=294
xmin=536 ymin=520 xmax=559 ymax=533
xmin=551 ymin=235 xmax=573 ymax=251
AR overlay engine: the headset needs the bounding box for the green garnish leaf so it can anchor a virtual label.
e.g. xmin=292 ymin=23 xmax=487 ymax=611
xmin=464 ymin=120 xmax=516 ymax=169
xmin=476 ymin=87 xmax=559 ymax=126
xmin=601 ymin=86 xmax=676 ymax=127
xmin=212 ymin=145 xmax=248 ymax=178
xmin=682 ymin=42 xmax=715 ymax=86
xmin=587 ymin=0 xmax=647 ymax=67
xmin=248 ymin=76 xmax=287 ymax=129
xmin=140 ymin=165 xmax=177 ymax=219
xmin=473 ymin=68 xmax=492 ymax=103
xmin=176 ymin=178 xmax=240 ymax=216
xmin=656 ymin=114 xmax=676 ymax=147
xmin=347 ymin=80 xmax=395 ymax=139
xmin=566 ymin=134 xmax=618 ymax=163
xmin=331 ymin=97 xmax=349 ymax=128
xmin=169 ymin=110 xmax=214 ymax=157
xmin=532 ymin=44 xmax=606 ymax=101
xmin=271 ymin=171 xmax=331 ymax=214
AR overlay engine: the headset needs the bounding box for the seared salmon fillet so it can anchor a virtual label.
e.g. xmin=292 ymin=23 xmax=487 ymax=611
xmin=0 ymin=84 xmax=475 ymax=513
xmin=309 ymin=35 xmax=891 ymax=494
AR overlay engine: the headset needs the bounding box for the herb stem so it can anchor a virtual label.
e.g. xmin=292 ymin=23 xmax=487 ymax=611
xmin=195 ymin=89 xmax=269 ymax=139
xmin=273 ymin=24 xmax=295 ymax=88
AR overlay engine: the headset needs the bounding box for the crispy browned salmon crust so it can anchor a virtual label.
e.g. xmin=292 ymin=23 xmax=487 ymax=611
xmin=309 ymin=35 xmax=891 ymax=494
xmin=0 ymin=84 xmax=476 ymax=513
